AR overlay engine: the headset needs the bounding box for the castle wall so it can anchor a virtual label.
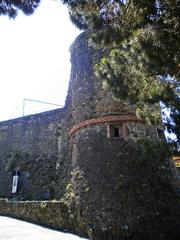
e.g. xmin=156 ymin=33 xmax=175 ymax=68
xmin=0 ymin=31 xmax=179 ymax=240
xmin=64 ymin=32 xmax=180 ymax=239
xmin=67 ymin=32 xmax=134 ymax=126
xmin=69 ymin=124 xmax=180 ymax=239
xmin=0 ymin=108 xmax=65 ymax=199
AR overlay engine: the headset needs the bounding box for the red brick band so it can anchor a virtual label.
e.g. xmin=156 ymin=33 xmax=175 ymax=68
xmin=69 ymin=115 xmax=141 ymax=137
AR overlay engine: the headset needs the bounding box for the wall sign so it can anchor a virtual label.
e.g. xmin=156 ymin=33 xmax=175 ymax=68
xmin=11 ymin=171 xmax=21 ymax=194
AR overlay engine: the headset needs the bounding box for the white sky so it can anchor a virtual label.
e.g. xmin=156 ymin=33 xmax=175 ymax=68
xmin=0 ymin=0 xmax=81 ymax=121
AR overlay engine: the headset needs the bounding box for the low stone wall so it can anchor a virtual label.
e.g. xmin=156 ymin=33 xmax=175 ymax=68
xmin=0 ymin=199 xmax=88 ymax=238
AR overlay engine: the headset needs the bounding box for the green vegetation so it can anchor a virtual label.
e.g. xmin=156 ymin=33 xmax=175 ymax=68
xmin=0 ymin=0 xmax=40 ymax=18
xmin=63 ymin=0 xmax=180 ymax=147
xmin=1 ymin=1 xmax=179 ymax=146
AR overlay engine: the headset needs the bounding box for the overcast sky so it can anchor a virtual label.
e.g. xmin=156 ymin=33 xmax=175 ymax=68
xmin=0 ymin=0 xmax=81 ymax=121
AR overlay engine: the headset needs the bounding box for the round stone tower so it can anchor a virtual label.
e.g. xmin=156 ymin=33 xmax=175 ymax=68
xmin=65 ymin=32 xmax=180 ymax=240
xmin=67 ymin=32 xmax=159 ymax=139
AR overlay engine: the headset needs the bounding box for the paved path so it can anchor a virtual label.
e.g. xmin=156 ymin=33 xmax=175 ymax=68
xmin=0 ymin=216 xmax=88 ymax=240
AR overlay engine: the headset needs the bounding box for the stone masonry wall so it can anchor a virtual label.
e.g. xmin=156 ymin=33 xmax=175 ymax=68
xmin=0 ymin=108 xmax=65 ymax=199
xmin=0 ymin=31 xmax=180 ymax=240
xmin=64 ymin=32 xmax=180 ymax=240
xmin=68 ymin=124 xmax=180 ymax=240
xmin=0 ymin=199 xmax=88 ymax=238
xmin=66 ymin=32 xmax=134 ymax=127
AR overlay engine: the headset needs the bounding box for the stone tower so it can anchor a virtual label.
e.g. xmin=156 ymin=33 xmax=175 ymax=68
xmin=0 ymin=31 xmax=179 ymax=240
xmin=67 ymin=32 xmax=159 ymax=140
xmin=63 ymin=32 xmax=180 ymax=239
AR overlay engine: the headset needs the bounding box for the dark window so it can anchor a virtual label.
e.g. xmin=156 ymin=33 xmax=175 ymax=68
xmin=108 ymin=125 xmax=123 ymax=138
xmin=112 ymin=127 xmax=119 ymax=137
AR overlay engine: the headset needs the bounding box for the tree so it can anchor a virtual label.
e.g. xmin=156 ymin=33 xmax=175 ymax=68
xmin=62 ymin=0 xmax=180 ymax=145
xmin=1 ymin=0 xmax=179 ymax=145
xmin=0 ymin=0 xmax=40 ymax=18
xmin=1 ymin=2 xmax=180 ymax=239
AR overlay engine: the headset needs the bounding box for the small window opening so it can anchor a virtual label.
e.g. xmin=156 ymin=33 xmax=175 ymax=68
xmin=108 ymin=124 xmax=123 ymax=138
xmin=112 ymin=127 xmax=119 ymax=137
